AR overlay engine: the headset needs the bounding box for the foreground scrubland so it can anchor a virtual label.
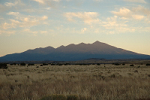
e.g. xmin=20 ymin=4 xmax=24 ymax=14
xmin=0 ymin=63 xmax=150 ymax=100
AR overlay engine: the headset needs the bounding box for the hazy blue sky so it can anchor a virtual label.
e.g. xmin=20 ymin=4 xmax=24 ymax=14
xmin=0 ymin=0 xmax=150 ymax=57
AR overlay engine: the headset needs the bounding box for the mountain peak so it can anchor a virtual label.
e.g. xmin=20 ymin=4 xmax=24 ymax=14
xmin=57 ymin=45 xmax=65 ymax=48
xmin=0 ymin=41 xmax=150 ymax=61
xmin=92 ymin=41 xmax=106 ymax=46
xmin=93 ymin=41 xmax=101 ymax=44
xmin=78 ymin=42 xmax=86 ymax=45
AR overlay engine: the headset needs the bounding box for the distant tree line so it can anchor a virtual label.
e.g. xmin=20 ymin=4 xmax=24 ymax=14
xmin=3 ymin=62 xmax=150 ymax=67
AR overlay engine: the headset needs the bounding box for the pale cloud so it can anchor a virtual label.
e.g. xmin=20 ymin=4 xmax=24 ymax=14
xmin=102 ymin=16 xmax=135 ymax=34
xmin=2 ymin=12 xmax=48 ymax=30
xmin=125 ymin=27 xmax=150 ymax=33
xmin=0 ymin=4 xmax=7 ymax=12
xmin=10 ymin=19 xmax=20 ymax=24
xmin=112 ymin=8 xmax=131 ymax=18
xmin=64 ymin=12 xmax=99 ymax=24
xmin=66 ymin=0 xmax=72 ymax=1
xmin=45 ymin=7 xmax=51 ymax=10
xmin=23 ymin=29 xmax=38 ymax=36
xmin=5 ymin=1 xmax=18 ymax=7
xmin=23 ymin=9 xmax=36 ymax=13
xmin=0 ymin=30 xmax=16 ymax=35
xmin=2 ymin=19 xmax=20 ymax=29
xmin=145 ymin=17 xmax=150 ymax=23
xmin=132 ymin=6 xmax=150 ymax=16
xmin=124 ymin=0 xmax=146 ymax=3
xmin=41 ymin=16 xmax=48 ymax=20
xmin=33 ymin=0 xmax=45 ymax=4
xmin=23 ymin=7 xmax=50 ymax=13
xmin=112 ymin=7 xmax=145 ymax=20
xmin=33 ymin=0 xmax=62 ymax=9
xmin=103 ymin=16 xmax=126 ymax=28
xmin=81 ymin=28 xmax=87 ymax=33
xmin=132 ymin=15 xmax=144 ymax=20
xmin=23 ymin=29 xmax=30 ymax=32
xmin=144 ymin=27 xmax=150 ymax=32
xmin=40 ymin=31 xmax=48 ymax=34
xmin=0 ymin=17 xmax=4 ymax=20
xmin=2 ymin=22 xmax=14 ymax=29
xmin=33 ymin=0 xmax=61 ymax=4
xmin=5 ymin=0 xmax=25 ymax=7
xmin=24 ymin=18 xmax=29 ymax=22
xmin=93 ymin=0 xmax=103 ymax=2
xmin=105 ymin=27 xmax=135 ymax=34
xmin=7 ymin=12 xmax=20 ymax=16
xmin=53 ymin=0 xmax=61 ymax=2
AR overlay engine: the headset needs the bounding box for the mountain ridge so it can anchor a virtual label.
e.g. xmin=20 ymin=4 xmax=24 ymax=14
xmin=0 ymin=41 xmax=150 ymax=62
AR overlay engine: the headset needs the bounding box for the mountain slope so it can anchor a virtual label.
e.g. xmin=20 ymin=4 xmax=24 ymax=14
xmin=0 ymin=41 xmax=150 ymax=61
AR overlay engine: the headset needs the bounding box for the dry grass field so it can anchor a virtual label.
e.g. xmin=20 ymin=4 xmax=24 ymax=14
xmin=0 ymin=63 xmax=150 ymax=100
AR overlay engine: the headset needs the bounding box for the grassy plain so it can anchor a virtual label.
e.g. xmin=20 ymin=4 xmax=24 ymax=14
xmin=0 ymin=63 xmax=150 ymax=100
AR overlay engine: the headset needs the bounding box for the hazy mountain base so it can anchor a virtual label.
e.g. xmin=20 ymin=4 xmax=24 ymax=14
xmin=0 ymin=53 xmax=150 ymax=62
xmin=0 ymin=64 xmax=150 ymax=100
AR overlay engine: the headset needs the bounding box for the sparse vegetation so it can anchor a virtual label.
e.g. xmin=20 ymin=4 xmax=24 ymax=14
xmin=0 ymin=63 xmax=150 ymax=100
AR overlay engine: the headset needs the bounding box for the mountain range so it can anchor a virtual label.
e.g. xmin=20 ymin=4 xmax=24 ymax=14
xmin=0 ymin=41 xmax=150 ymax=62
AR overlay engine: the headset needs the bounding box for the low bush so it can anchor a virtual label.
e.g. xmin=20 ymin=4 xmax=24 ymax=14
xmin=146 ymin=64 xmax=150 ymax=66
xmin=130 ymin=64 xmax=134 ymax=66
xmin=20 ymin=63 xmax=26 ymax=66
xmin=10 ymin=63 xmax=17 ymax=65
xmin=50 ymin=63 xmax=55 ymax=65
xmin=64 ymin=63 xmax=70 ymax=65
xmin=67 ymin=95 xmax=78 ymax=100
xmin=40 ymin=94 xmax=66 ymax=100
xmin=43 ymin=63 xmax=48 ymax=66
xmin=97 ymin=63 xmax=100 ymax=65
xmin=0 ymin=63 xmax=8 ymax=69
xmin=112 ymin=63 xmax=120 ymax=65
xmin=28 ymin=63 xmax=34 ymax=66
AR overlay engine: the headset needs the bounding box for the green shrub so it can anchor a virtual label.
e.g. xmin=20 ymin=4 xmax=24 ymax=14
xmin=40 ymin=94 xmax=66 ymax=100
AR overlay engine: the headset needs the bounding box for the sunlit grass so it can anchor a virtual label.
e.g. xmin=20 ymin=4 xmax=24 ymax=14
xmin=0 ymin=64 xmax=150 ymax=100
